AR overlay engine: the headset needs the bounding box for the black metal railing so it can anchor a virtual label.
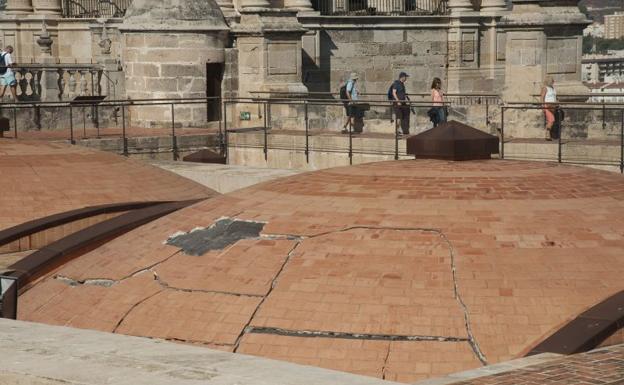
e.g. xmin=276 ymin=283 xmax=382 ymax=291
xmin=63 ymin=0 xmax=131 ymax=18
xmin=314 ymin=0 xmax=447 ymax=15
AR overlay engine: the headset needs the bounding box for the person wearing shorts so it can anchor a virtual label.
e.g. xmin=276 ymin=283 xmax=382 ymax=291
xmin=0 ymin=46 xmax=17 ymax=101
xmin=541 ymin=77 xmax=557 ymax=141
xmin=342 ymin=72 xmax=359 ymax=133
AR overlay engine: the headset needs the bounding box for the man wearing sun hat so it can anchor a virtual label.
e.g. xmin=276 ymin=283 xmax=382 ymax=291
xmin=341 ymin=72 xmax=360 ymax=133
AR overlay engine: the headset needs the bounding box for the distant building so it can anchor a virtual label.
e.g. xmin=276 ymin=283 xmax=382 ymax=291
xmin=605 ymin=11 xmax=624 ymax=39
xmin=584 ymin=23 xmax=605 ymax=38
xmin=586 ymin=80 xmax=624 ymax=103
xmin=582 ymin=53 xmax=624 ymax=82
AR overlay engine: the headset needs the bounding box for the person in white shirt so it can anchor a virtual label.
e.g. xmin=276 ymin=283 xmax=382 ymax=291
xmin=0 ymin=46 xmax=17 ymax=101
xmin=540 ymin=77 xmax=557 ymax=141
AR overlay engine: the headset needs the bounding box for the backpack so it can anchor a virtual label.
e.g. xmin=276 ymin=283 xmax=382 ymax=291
xmin=0 ymin=54 xmax=7 ymax=76
xmin=387 ymin=83 xmax=394 ymax=100
xmin=339 ymin=83 xmax=348 ymax=101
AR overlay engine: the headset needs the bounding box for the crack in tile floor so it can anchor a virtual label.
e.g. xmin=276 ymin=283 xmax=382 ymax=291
xmin=245 ymin=326 xmax=470 ymax=342
xmin=48 ymin=221 xmax=489 ymax=366
xmin=241 ymin=225 xmax=489 ymax=365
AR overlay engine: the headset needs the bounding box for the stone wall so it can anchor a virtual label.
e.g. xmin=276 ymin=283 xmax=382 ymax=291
xmin=301 ymin=20 xmax=448 ymax=98
xmin=122 ymin=32 xmax=226 ymax=128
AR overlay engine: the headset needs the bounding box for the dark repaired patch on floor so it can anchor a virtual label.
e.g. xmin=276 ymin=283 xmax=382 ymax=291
xmin=166 ymin=218 xmax=265 ymax=256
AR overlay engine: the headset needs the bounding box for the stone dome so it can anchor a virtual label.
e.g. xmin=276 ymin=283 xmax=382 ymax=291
xmin=122 ymin=0 xmax=228 ymax=31
xmin=19 ymin=159 xmax=624 ymax=383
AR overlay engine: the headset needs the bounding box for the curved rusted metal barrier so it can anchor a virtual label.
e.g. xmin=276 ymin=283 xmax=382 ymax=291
xmin=0 ymin=201 xmax=172 ymax=249
xmin=527 ymin=290 xmax=624 ymax=356
xmin=0 ymin=199 xmax=203 ymax=319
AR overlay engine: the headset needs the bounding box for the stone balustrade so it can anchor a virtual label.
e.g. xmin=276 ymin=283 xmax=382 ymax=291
xmin=8 ymin=64 xmax=104 ymax=101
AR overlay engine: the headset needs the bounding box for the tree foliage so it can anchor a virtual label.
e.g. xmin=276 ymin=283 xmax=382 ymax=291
xmin=583 ymin=35 xmax=624 ymax=54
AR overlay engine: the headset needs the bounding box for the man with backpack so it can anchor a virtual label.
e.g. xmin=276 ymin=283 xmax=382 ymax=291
xmin=0 ymin=46 xmax=17 ymax=102
xmin=340 ymin=72 xmax=359 ymax=134
xmin=389 ymin=72 xmax=410 ymax=136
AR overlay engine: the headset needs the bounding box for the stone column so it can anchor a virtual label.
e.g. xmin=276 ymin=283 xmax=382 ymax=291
xmin=240 ymin=0 xmax=271 ymax=9
xmin=32 ymin=0 xmax=63 ymax=14
xmin=284 ymin=0 xmax=314 ymax=12
xmin=447 ymin=0 xmax=473 ymax=14
xmin=216 ymin=0 xmax=236 ymax=13
xmin=480 ymin=0 xmax=507 ymax=13
xmin=5 ymin=0 xmax=34 ymax=13
xmin=37 ymin=23 xmax=60 ymax=102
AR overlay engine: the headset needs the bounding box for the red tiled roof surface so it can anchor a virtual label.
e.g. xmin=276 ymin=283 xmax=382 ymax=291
xmin=18 ymin=160 xmax=624 ymax=383
xmin=448 ymin=343 xmax=624 ymax=385
xmin=0 ymin=140 xmax=217 ymax=230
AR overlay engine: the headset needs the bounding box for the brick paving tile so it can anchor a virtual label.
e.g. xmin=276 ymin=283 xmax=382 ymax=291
xmin=116 ymin=290 xmax=261 ymax=346
xmin=156 ymin=238 xmax=297 ymax=296
xmin=16 ymin=159 xmax=624 ymax=383
xmin=237 ymin=334 xmax=390 ymax=378
xmin=385 ymin=341 xmax=482 ymax=383
xmin=0 ymin=140 xmax=216 ymax=231
xmin=451 ymin=344 xmax=624 ymax=385
xmin=253 ymin=229 xmax=467 ymax=337
xmin=18 ymin=272 xmax=161 ymax=332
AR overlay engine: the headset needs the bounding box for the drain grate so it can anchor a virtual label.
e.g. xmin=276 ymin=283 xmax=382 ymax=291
xmin=166 ymin=218 xmax=265 ymax=256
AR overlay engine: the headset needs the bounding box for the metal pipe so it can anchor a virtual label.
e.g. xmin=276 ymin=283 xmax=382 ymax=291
xmin=263 ymin=102 xmax=268 ymax=162
xmin=557 ymin=111 xmax=562 ymax=163
xmin=394 ymin=105 xmax=399 ymax=161
xmin=304 ymin=101 xmax=309 ymax=164
xmin=621 ymin=109 xmax=623 ymax=174
xmin=171 ymin=104 xmax=178 ymax=161
xmin=603 ymin=103 xmax=606 ymax=130
xmin=224 ymin=101 xmax=229 ymax=163
xmin=13 ymin=106 xmax=17 ymax=139
xmin=348 ymin=113 xmax=353 ymax=165
xmin=69 ymin=105 xmax=74 ymax=144
xmin=500 ymin=107 xmax=505 ymax=159
xmin=122 ymin=105 xmax=128 ymax=157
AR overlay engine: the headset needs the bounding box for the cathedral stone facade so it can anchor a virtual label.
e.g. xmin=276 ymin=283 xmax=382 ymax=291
xmin=0 ymin=0 xmax=589 ymax=127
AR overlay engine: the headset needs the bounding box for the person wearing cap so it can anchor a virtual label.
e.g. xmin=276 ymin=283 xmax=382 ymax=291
xmin=391 ymin=72 xmax=410 ymax=136
xmin=342 ymin=72 xmax=360 ymax=133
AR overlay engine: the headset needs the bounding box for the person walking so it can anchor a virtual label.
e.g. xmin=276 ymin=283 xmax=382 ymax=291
xmin=341 ymin=72 xmax=359 ymax=134
xmin=540 ymin=77 xmax=557 ymax=141
xmin=0 ymin=46 xmax=17 ymax=102
xmin=430 ymin=77 xmax=446 ymax=127
xmin=391 ymin=72 xmax=410 ymax=136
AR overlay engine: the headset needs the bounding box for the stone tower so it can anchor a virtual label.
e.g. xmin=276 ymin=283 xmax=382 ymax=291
xmin=119 ymin=0 xmax=229 ymax=127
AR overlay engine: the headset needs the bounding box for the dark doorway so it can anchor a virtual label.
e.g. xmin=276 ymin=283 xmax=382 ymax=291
xmin=206 ymin=63 xmax=224 ymax=122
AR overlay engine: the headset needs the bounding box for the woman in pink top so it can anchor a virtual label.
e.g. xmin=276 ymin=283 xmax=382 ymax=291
xmin=431 ymin=77 xmax=446 ymax=127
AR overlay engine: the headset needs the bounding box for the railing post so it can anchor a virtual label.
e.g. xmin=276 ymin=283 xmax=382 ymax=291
xmin=602 ymin=102 xmax=606 ymax=130
xmin=223 ymin=101 xmax=228 ymax=161
xmin=82 ymin=106 xmax=87 ymax=138
xmin=13 ymin=106 xmax=17 ymax=139
xmin=263 ymin=102 xmax=268 ymax=162
xmin=500 ymin=106 xmax=505 ymax=159
xmin=620 ymin=109 xmax=623 ymax=174
xmin=69 ymin=105 xmax=74 ymax=144
xmin=171 ymin=103 xmax=178 ymax=161
xmin=394 ymin=103 xmax=399 ymax=161
xmin=348 ymin=109 xmax=353 ymax=165
xmin=485 ymin=98 xmax=490 ymax=128
xmin=304 ymin=101 xmax=309 ymax=164
xmin=122 ymin=104 xmax=128 ymax=156
xmin=557 ymin=109 xmax=562 ymax=163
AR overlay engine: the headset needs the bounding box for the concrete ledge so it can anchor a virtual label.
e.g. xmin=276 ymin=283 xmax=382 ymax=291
xmin=0 ymin=319 xmax=400 ymax=385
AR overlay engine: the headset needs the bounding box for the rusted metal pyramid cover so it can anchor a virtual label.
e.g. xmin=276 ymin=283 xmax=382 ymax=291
xmin=406 ymin=120 xmax=499 ymax=161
